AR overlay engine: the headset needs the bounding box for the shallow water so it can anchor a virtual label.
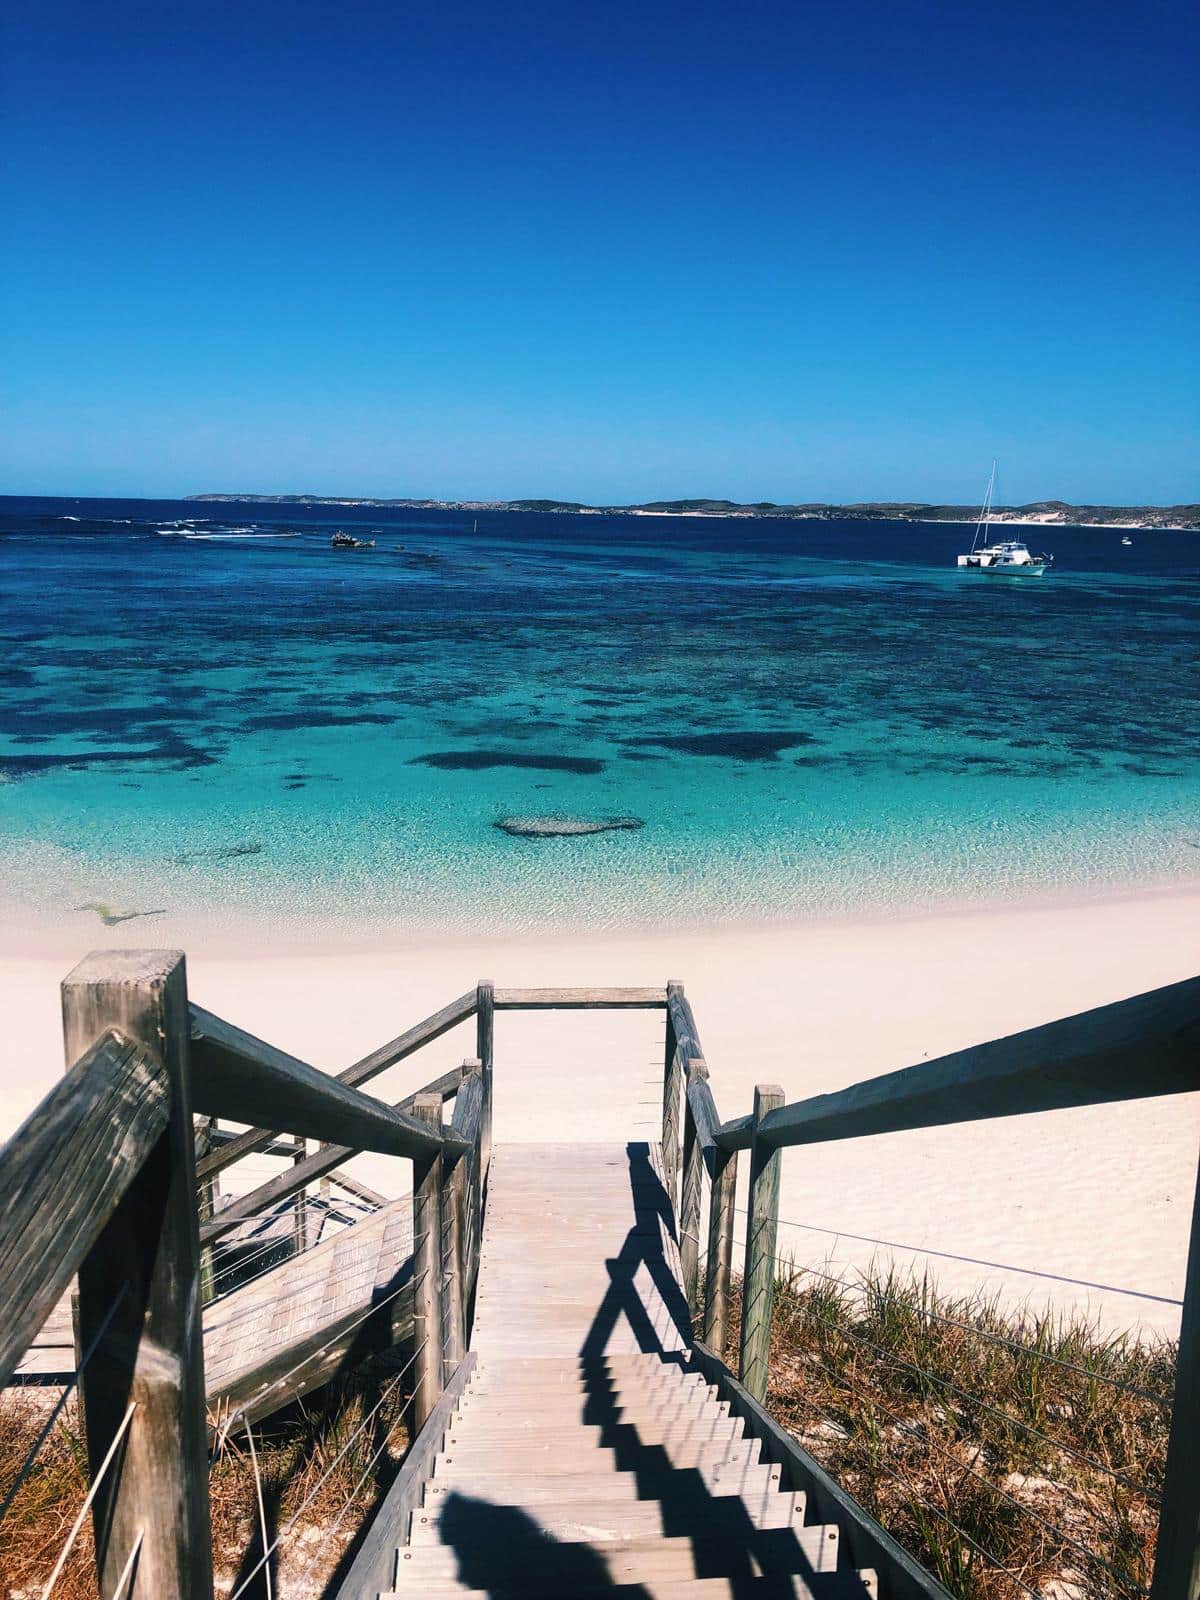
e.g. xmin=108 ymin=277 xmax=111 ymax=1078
xmin=1 ymin=496 xmax=1196 ymax=939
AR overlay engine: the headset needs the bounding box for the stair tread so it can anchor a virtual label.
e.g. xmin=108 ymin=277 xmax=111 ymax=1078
xmin=391 ymin=1523 xmax=841 ymax=1571
xmin=385 ymin=1574 xmax=864 ymax=1600
xmin=383 ymin=1578 xmax=870 ymax=1599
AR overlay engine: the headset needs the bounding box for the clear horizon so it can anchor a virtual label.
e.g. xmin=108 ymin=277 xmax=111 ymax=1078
xmin=2 ymin=0 xmax=1197 ymax=505
xmin=2 ymin=485 xmax=1198 ymax=510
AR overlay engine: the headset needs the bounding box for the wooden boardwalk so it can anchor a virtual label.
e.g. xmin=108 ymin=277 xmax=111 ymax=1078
xmin=9 ymin=965 xmax=1196 ymax=1599
xmin=356 ymin=1141 xmax=876 ymax=1598
xmin=15 ymin=1193 xmax=415 ymax=1432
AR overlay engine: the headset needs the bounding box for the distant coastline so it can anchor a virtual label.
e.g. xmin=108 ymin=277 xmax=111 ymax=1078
xmin=186 ymin=491 xmax=1200 ymax=531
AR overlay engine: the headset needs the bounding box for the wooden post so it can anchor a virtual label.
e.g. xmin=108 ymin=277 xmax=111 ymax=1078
xmin=662 ymin=980 xmax=683 ymax=1209
xmin=738 ymin=1083 xmax=784 ymax=1404
xmin=680 ymin=1059 xmax=707 ymax=1313
xmin=441 ymin=1136 xmax=467 ymax=1380
xmin=195 ymin=1118 xmax=218 ymax=1305
xmin=411 ymin=1093 xmax=445 ymax=1430
xmin=703 ymin=1145 xmax=738 ymax=1358
xmin=292 ymin=1136 xmax=308 ymax=1255
xmin=457 ymin=1058 xmax=484 ymax=1319
xmin=476 ymin=980 xmax=494 ymax=1184
xmin=61 ymin=951 xmax=212 ymax=1600
xmin=1151 ymin=1149 xmax=1200 ymax=1600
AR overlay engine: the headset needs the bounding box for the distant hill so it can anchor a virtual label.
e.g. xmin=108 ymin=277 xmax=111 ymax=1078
xmin=187 ymin=492 xmax=1200 ymax=530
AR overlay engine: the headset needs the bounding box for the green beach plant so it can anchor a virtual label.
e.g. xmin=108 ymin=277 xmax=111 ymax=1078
xmin=718 ymin=1260 xmax=1172 ymax=1599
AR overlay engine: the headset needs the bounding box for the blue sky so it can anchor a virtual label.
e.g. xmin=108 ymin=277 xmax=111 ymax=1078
xmin=1 ymin=0 xmax=1196 ymax=504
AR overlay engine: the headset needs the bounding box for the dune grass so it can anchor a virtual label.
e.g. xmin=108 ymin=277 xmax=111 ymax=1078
xmin=721 ymin=1262 xmax=1174 ymax=1599
xmin=1 ymin=1268 xmax=1174 ymax=1599
xmin=0 ymin=1355 xmax=412 ymax=1599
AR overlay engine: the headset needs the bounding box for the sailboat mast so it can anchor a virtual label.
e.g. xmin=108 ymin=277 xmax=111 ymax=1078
xmin=971 ymin=460 xmax=996 ymax=553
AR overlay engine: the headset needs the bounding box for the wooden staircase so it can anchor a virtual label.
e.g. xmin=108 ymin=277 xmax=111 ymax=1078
xmin=374 ymin=1142 xmax=876 ymax=1598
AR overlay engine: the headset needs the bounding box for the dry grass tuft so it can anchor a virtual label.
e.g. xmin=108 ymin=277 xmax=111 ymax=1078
xmin=719 ymin=1262 xmax=1173 ymax=1600
xmin=0 ymin=1355 xmax=411 ymax=1600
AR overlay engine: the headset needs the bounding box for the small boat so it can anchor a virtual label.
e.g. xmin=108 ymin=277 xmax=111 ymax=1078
xmin=1121 ymin=536 xmax=1133 ymax=546
xmin=331 ymin=531 xmax=376 ymax=549
xmin=956 ymin=464 xmax=1052 ymax=576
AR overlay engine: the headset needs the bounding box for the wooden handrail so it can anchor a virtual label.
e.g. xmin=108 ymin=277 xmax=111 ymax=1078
xmin=189 ymin=1006 xmax=470 ymax=1161
xmin=666 ymin=985 xmax=704 ymax=1059
xmin=494 ymin=986 xmax=666 ymax=1009
xmin=0 ymin=1031 xmax=169 ymax=1388
xmin=685 ymin=1070 xmax=723 ymax=1166
xmin=444 ymin=1065 xmax=486 ymax=1372
xmin=203 ymin=1126 xmax=311 ymax=1160
xmin=710 ymin=973 xmax=1200 ymax=1154
xmin=198 ymin=1065 xmax=467 ymax=1247
xmin=7 ymin=956 xmax=1198 ymax=1597
xmin=193 ymin=988 xmax=476 ymax=1179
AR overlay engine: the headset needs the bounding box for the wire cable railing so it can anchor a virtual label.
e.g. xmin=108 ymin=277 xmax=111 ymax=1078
xmin=0 ymin=1285 xmax=129 ymax=1527
xmin=795 ymin=1336 xmax=1148 ymax=1597
xmin=209 ymin=1267 xmax=428 ymax=1452
xmin=762 ymin=1214 xmax=1184 ymax=1309
xmin=38 ymin=1400 xmax=137 ymax=1599
xmin=104 ymin=1528 xmax=144 ymax=1600
xmin=864 ymin=1448 xmax=1045 ymax=1600
xmin=790 ymin=1289 xmax=1159 ymax=1501
xmin=735 ymin=1215 xmax=1176 ymax=1410
xmin=225 ymin=1340 xmax=424 ymax=1600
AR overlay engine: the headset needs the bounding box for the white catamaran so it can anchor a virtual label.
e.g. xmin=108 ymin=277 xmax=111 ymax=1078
xmin=956 ymin=464 xmax=1052 ymax=576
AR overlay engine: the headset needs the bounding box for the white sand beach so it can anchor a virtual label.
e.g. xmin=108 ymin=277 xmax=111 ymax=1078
xmin=2 ymin=885 xmax=1196 ymax=1337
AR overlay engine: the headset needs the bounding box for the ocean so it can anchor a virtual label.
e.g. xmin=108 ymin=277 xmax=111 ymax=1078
xmin=1 ymin=495 xmax=1195 ymax=943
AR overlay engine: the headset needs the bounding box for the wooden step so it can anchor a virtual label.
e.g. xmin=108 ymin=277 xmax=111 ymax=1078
xmin=453 ymin=1395 xmax=727 ymax=1427
xmin=388 ymin=1524 xmax=842 ymax=1582
xmin=462 ymin=1374 xmax=709 ymax=1402
xmin=439 ymin=1418 xmax=744 ymax=1453
xmin=423 ymin=1464 xmax=792 ymax=1507
xmin=466 ymin=1356 xmax=694 ymax=1375
xmin=433 ymin=1438 xmax=763 ymax=1477
xmin=408 ymin=1490 xmax=810 ymax=1544
xmin=467 ymin=1369 xmax=713 ymax=1395
xmin=383 ymin=1577 xmax=873 ymax=1600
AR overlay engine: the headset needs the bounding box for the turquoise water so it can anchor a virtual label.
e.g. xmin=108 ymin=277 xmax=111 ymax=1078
xmin=1 ymin=498 xmax=1196 ymax=940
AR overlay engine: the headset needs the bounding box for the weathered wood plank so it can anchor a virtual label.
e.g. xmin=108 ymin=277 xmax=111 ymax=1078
xmin=667 ymin=985 xmax=704 ymax=1063
xmin=0 ymin=1032 xmax=169 ymax=1388
xmin=411 ymin=1095 xmax=444 ymax=1429
xmin=192 ymin=988 xmax=476 ymax=1178
xmin=197 ymin=1066 xmax=465 ymax=1246
xmin=475 ymin=980 xmax=494 ymax=1184
xmin=204 ymin=1194 xmax=414 ymax=1432
xmin=712 ymin=1111 xmax=753 ymax=1151
xmin=441 ymin=1066 xmax=482 ymax=1378
xmin=739 ymin=1084 xmax=784 ymax=1403
xmin=662 ymin=981 xmax=684 ymax=1208
xmin=687 ymin=1071 xmax=723 ymax=1165
xmin=330 ymin=1354 xmax=476 ymax=1600
xmin=703 ymin=1145 xmax=738 ymax=1358
xmin=328 ymin=1168 xmax=388 ymax=1209
xmin=453 ymin=1061 xmax=484 ymax=1319
xmin=715 ymin=974 xmax=1200 ymax=1154
xmin=1150 ymin=1147 xmax=1200 ymax=1600
xmin=62 ymin=950 xmax=212 ymax=1600
xmin=679 ymin=1060 xmax=707 ymax=1312
xmin=493 ymin=986 xmax=666 ymax=1009
xmin=189 ymin=1006 xmax=468 ymax=1161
